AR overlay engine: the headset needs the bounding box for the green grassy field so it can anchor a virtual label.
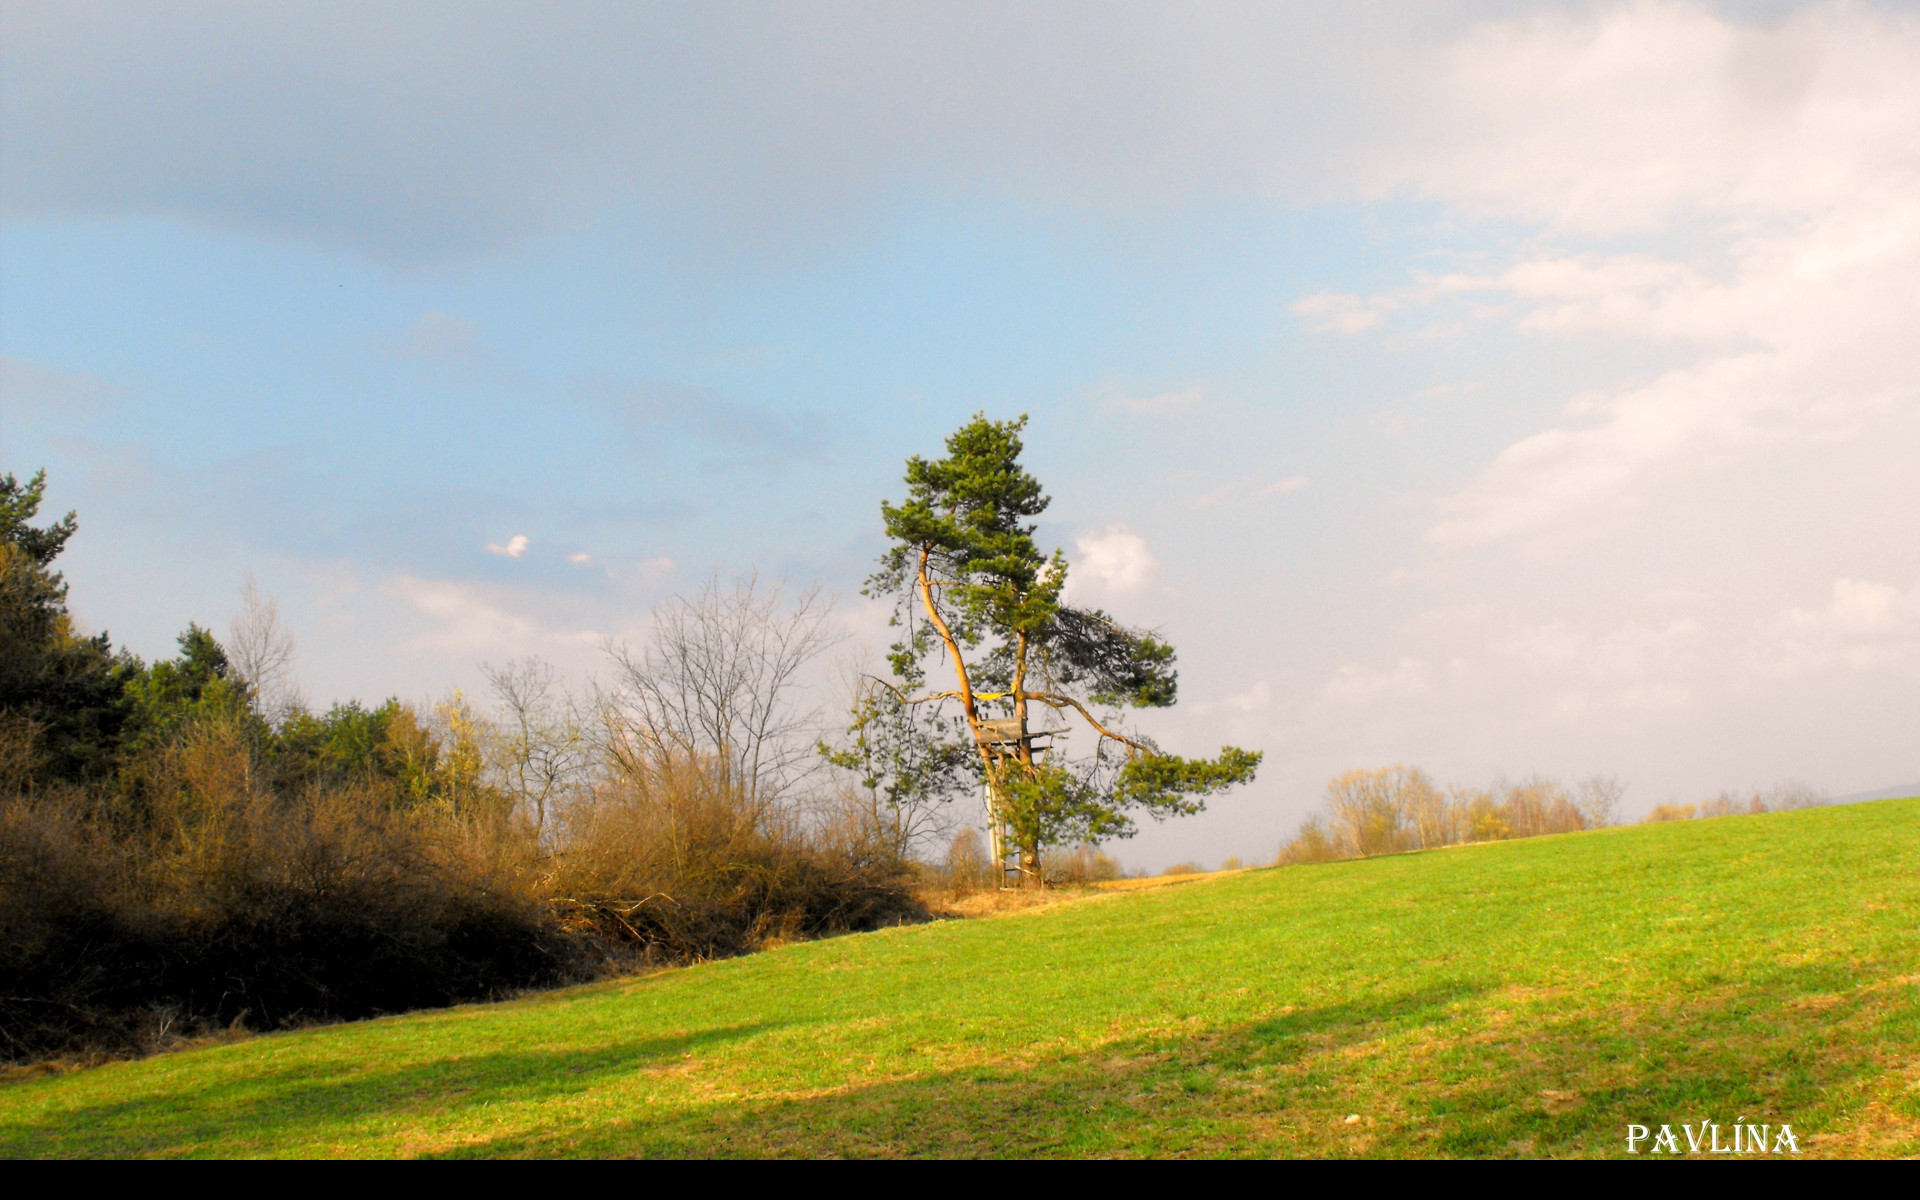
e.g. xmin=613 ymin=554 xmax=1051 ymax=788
xmin=4 ymin=798 xmax=1919 ymax=1158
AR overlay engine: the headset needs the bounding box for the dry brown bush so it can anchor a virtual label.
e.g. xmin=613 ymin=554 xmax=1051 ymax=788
xmin=0 ymin=724 xmax=579 ymax=1062
xmin=1 ymin=728 xmax=920 ymax=1063
xmin=940 ymin=827 xmax=994 ymax=895
xmin=1276 ymin=815 xmax=1338 ymax=865
xmin=1041 ymin=843 xmax=1123 ymax=886
xmin=546 ymin=749 xmax=918 ymax=965
xmin=1642 ymin=802 xmax=1699 ymax=823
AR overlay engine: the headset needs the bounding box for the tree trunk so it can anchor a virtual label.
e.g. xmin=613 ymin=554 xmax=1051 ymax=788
xmin=986 ymin=785 xmax=1007 ymax=888
xmin=1010 ymin=631 xmax=1038 ymax=888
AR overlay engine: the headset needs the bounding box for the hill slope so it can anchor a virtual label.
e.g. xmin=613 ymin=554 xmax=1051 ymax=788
xmin=5 ymin=800 xmax=1920 ymax=1158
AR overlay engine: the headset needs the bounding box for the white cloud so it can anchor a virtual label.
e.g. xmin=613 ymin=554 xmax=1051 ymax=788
xmin=386 ymin=575 xmax=598 ymax=655
xmin=484 ymin=534 xmax=529 ymax=558
xmin=607 ymin=557 xmax=677 ymax=588
xmin=567 ymin=551 xmax=592 ymax=566
xmin=1429 ymin=353 xmax=1786 ymax=546
xmin=1096 ymin=378 xmax=1207 ymax=414
xmin=1617 ymin=683 xmax=1692 ymax=712
xmin=1192 ymin=475 xmax=1308 ymax=508
xmin=1760 ymin=578 xmax=1920 ymax=676
xmin=0 ymin=353 xmax=114 ymax=422
xmin=1321 ymin=658 xmax=1430 ymax=705
xmin=1292 ymin=291 xmax=1393 ymax=334
xmin=1497 ymin=616 xmax=1700 ymax=695
xmin=0 ymin=4 xmax=1434 ymax=265
xmin=1378 ymin=2 xmax=1920 ymax=234
xmin=1071 ymin=524 xmax=1156 ymax=594
xmin=1320 ymin=2 xmax=1920 ymax=549
xmin=1193 ymin=680 xmax=1271 ymax=717
xmin=1647 ymin=588 xmax=1707 ymax=608
xmin=390 ymin=311 xmax=479 ymax=360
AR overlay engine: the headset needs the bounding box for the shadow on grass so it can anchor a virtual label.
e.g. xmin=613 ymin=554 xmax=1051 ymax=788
xmin=441 ymin=981 xmax=1495 ymax=1158
xmin=444 ymin=962 xmax=1920 ymax=1159
xmin=5 ymin=1022 xmax=780 ymax=1157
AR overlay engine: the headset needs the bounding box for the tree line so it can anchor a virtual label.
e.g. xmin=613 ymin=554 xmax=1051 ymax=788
xmin=1276 ymin=764 xmax=1826 ymax=865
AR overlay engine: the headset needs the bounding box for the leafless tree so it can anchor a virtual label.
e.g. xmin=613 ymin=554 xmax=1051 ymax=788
xmin=1764 ymin=781 xmax=1828 ymax=810
xmin=227 ymin=572 xmax=302 ymax=722
xmin=944 ymin=826 xmax=991 ymax=891
xmin=816 ymin=654 xmax=973 ymax=859
xmin=601 ymin=576 xmax=837 ymax=813
xmin=483 ymin=657 xmax=589 ymax=832
xmin=1323 ymin=765 xmax=1446 ymax=857
xmin=1575 ymin=775 xmax=1626 ymax=827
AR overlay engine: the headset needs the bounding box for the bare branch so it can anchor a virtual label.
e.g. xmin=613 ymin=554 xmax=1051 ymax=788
xmin=1022 ymin=691 xmax=1155 ymax=755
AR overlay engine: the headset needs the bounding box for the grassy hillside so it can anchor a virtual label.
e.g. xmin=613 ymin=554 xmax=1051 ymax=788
xmin=4 ymin=799 xmax=1919 ymax=1158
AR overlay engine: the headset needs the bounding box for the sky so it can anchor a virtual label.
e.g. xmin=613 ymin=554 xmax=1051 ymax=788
xmin=5 ymin=0 xmax=1920 ymax=870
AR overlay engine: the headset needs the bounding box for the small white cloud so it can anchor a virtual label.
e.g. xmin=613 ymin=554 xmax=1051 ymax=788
xmin=484 ymin=534 xmax=529 ymax=558
xmin=0 ymin=353 xmax=114 ymax=421
xmin=386 ymin=576 xmax=598 ymax=654
xmin=1194 ymin=681 xmax=1271 ymax=716
xmin=1497 ymin=617 xmax=1700 ymax=683
xmin=1321 ymin=658 xmax=1430 ymax=703
xmin=1492 ymin=615 xmax=1700 ymax=714
xmin=567 ymin=552 xmax=592 ymax=566
xmin=1647 ymin=588 xmax=1707 ymax=607
xmin=609 ymin=557 xmax=677 ymax=588
xmin=1292 ymin=291 xmax=1393 ymax=334
xmin=391 ymin=310 xmax=479 ymax=360
xmin=1096 ymin=377 xmax=1207 ymax=414
xmin=1619 ymin=683 xmax=1692 ymax=711
xmin=1760 ymin=578 xmax=1920 ymax=676
xmin=1812 ymin=579 xmax=1910 ymax=637
xmin=1428 ymin=353 xmax=1782 ymax=548
xmin=1192 ymin=475 xmax=1309 ymax=508
xmin=1072 ymin=525 xmax=1156 ymax=594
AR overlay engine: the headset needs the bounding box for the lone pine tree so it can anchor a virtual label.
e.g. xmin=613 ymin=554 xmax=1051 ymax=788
xmin=865 ymin=414 xmax=1260 ymax=885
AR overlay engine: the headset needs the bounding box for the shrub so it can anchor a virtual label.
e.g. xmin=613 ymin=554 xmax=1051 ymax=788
xmin=0 ymin=729 xmax=581 ymax=1062
xmin=1642 ymin=803 xmax=1699 ymax=824
xmin=548 ymin=752 xmax=920 ymax=964
xmin=1040 ymin=843 xmax=1122 ymax=885
xmin=0 ymin=727 xmax=919 ymax=1063
xmin=1275 ymin=815 xmax=1338 ymax=865
xmin=941 ymin=827 xmax=995 ymax=894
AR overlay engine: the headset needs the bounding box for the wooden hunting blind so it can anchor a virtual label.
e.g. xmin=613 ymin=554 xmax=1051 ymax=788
xmin=974 ymin=716 xmax=1064 ymax=757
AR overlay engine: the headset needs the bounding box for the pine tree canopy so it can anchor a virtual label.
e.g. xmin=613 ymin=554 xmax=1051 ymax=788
xmin=861 ymin=414 xmax=1261 ymax=874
